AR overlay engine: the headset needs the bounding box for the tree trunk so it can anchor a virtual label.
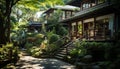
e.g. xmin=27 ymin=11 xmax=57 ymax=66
xmin=0 ymin=1 xmax=12 ymax=44
xmin=0 ymin=16 xmax=7 ymax=44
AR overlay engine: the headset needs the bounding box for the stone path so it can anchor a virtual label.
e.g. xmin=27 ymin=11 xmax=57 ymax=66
xmin=15 ymin=50 xmax=76 ymax=69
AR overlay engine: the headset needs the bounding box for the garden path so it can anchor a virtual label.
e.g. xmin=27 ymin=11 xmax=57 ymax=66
xmin=15 ymin=50 xmax=76 ymax=69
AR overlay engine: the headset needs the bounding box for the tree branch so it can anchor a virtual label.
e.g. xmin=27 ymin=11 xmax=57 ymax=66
xmin=12 ymin=0 xmax=20 ymax=7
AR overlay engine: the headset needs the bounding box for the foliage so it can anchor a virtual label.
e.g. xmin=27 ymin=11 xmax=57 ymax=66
xmin=17 ymin=0 xmax=64 ymax=11
xmin=35 ymin=34 xmax=44 ymax=38
xmin=0 ymin=43 xmax=19 ymax=67
xmin=46 ymin=10 xmax=63 ymax=31
xmin=49 ymin=34 xmax=60 ymax=43
xmin=63 ymin=0 xmax=72 ymax=4
xmin=69 ymin=41 xmax=112 ymax=61
xmin=57 ymin=27 xmax=68 ymax=36
xmin=25 ymin=33 xmax=46 ymax=57
xmin=29 ymin=47 xmax=41 ymax=57
xmin=0 ymin=0 xmax=20 ymax=44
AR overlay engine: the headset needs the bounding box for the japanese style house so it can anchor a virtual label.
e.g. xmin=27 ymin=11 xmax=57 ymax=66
xmin=43 ymin=5 xmax=80 ymax=21
xmin=59 ymin=0 xmax=120 ymax=41
xmin=27 ymin=20 xmax=43 ymax=32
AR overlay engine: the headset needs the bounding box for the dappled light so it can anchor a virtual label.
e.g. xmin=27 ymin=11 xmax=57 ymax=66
xmin=16 ymin=55 xmax=75 ymax=69
xmin=0 ymin=0 xmax=120 ymax=69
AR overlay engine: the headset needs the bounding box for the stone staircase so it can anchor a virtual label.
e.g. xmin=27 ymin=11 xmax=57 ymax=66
xmin=54 ymin=40 xmax=75 ymax=60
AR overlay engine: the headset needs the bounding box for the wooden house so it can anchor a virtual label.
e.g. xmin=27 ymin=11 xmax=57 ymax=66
xmin=42 ymin=5 xmax=80 ymax=31
xmin=43 ymin=5 xmax=80 ymax=21
xmin=59 ymin=0 xmax=120 ymax=41
xmin=27 ymin=20 xmax=42 ymax=32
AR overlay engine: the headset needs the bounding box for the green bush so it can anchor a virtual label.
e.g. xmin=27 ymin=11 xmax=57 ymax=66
xmin=0 ymin=43 xmax=19 ymax=65
xmin=57 ymin=27 xmax=68 ymax=36
xmin=29 ymin=47 xmax=42 ymax=57
xmin=49 ymin=34 xmax=60 ymax=43
xmin=34 ymin=39 xmax=43 ymax=46
xmin=70 ymin=41 xmax=112 ymax=61
xmin=70 ymin=49 xmax=79 ymax=57
xmin=35 ymin=34 xmax=44 ymax=39
xmin=25 ymin=42 xmax=33 ymax=49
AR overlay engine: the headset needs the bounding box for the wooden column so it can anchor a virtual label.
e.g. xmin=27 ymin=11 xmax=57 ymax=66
xmin=82 ymin=20 xmax=84 ymax=39
xmin=90 ymin=0 xmax=92 ymax=7
xmin=95 ymin=0 xmax=98 ymax=5
xmin=71 ymin=11 xmax=72 ymax=16
xmin=81 ymin=2 xmax=83 ymax=11
xmin=65 ymin=11 xmax=67 ymax=19
xmin=94 ymin=17 xmax=96 ymax=40
xmin=76 ymin=21 xmax=78 ymax=38
xmin=69 ymin=23 xmax=72 ymax=40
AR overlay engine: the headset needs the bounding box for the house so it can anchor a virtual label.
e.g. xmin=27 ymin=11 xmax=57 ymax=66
xmin=42 ymin=5 xmax=80 ymax=31
xmin=43 ymin=5 xmax=80 ymax=21
xmin=27 ymin=20 xmax=42 ymax=32
xmin=59 ymin=0 xmax=120 ymax=41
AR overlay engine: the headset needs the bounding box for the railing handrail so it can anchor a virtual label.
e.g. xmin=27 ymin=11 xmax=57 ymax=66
xmin=65 ymin=38 xmax=81 ymax=47
xmin=51 ymin=35 xmax=69 ymax=45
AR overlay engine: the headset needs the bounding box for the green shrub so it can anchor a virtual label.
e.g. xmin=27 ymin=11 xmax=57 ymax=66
xmin=25 ymin=42 xmax=33 ymax=49
xmin=49 ymin=34 xmax=60 ymax=43
xmin=56 ymin=39 xmax=64 ymax=47
xmin=70 ymin=49 xmax=79 ymax=57
xmin=29 ymin=47 xmax=41 ymax=57
xmin=57 ymin=27 xmax=68 ymax=36
xmin=34 ymin=39 xmax=43 ymax=46
xmin=0 ymin=43 xmax=19 ymax=63
xmin=35 ymin=34 xmax=44 ymax=39
xmin=70 ymin=41 xmax=112 ymax=61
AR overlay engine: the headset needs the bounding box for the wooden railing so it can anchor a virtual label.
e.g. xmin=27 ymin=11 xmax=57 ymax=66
xmin=75 ymin=2 xmax=111 ymax=17
xmin=51 ymin=35 xmax=70 ymax=46
xmin=49 ymin=35 xmax=71 ymax=56
xmin=65 ymin=38 xmax=81 ymax=55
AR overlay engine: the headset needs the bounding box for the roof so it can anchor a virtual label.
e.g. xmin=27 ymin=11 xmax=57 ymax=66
xmin=43 ymin=5 xmax=80 ymax=14
xmin=28 ymin=23 xmax=42 ymax=27
xmin=60 ymin=2 xmax=113 ymax=23
xmin=53 ymin=5 xmax=80 ymax=11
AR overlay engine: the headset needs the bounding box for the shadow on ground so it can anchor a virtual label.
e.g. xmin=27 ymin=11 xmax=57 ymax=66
xmin=16 ymin=54 xmax=75 ymax=69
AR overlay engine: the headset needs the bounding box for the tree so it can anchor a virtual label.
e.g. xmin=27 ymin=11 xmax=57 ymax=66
xmin=0 ymin=0 xmax=65 ymax=44
xmin=0 ymin=0 xmax=20 ymax=44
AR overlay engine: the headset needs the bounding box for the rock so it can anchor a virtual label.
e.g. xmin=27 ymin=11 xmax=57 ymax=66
xmin=82 ymin=55 xmax=92 ymax=63
xmin=92 ymin=65 xmax=100 ymax=69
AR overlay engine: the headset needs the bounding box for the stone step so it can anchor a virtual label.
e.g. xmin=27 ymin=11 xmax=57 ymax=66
xmin=56 ymin=53 xmax=66 ymax=57
xmin=55 ymin=55 xmax=64 ymax=59
xmin=54 ymin=41 xmax=76 ymax=60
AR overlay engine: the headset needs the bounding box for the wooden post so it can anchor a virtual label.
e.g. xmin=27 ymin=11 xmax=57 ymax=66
xmin=76 ymin=21 xmax=78 ymax=38
xmin=90 ymin=0 xmax=92 ymax=7
xmin=65 ymin=11 xmax=67 ymax=19
xmin=82 ymin=20 xmax=84 ymax=39
xmin=81 ymin=2 xmax=83 ymax=11
xmin=71 ymin=11 xmax=73 ymax=16
xmin=69 ymin=23 xmax=72 ymax=40
xmin=96 ymin=0 xmax=98 ymax=5
xmin=94 ymin=17 xmax=96 ymax=40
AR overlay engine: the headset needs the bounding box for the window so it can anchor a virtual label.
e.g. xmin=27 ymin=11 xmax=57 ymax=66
xmin=83 ymin=22 xmax=94 ymax=40
xmin=72 ymin=23 xmax=76 ymax=36
xmin=83 ymin=3 xmax=91 ymax=9
xmin=66 ymin=11 xmax=72 ymax=18
xmin=95 ymin=18 xmax=110 ymax=39
xmin=62 ymin=12 xmax=65 ymax=19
